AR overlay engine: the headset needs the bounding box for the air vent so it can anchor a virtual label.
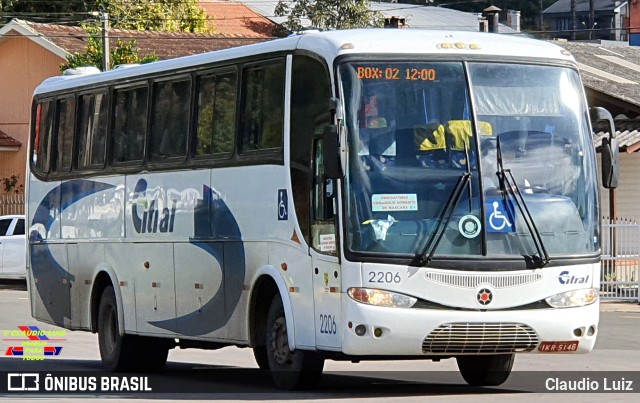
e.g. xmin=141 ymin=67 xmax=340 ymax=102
xmin=424 ymin=272 xmax=542 ymax=288
xmin=422 ymin=322 xmax=539 ymax=354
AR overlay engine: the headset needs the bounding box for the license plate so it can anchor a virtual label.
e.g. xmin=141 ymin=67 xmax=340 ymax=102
xmin=538 ymin=341 xmax=579 ymax=352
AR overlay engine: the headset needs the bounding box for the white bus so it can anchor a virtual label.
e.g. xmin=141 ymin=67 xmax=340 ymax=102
xmin=26 ymin=29 xmax=618 ymax=390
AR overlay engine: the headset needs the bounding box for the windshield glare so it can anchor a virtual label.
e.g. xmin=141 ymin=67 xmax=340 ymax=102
xmin=340 ymin=61 xmax=598 ymax=263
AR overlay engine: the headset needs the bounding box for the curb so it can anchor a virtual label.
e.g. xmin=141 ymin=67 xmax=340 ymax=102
xmin=599 ymin=300 xmax=640 ymax=313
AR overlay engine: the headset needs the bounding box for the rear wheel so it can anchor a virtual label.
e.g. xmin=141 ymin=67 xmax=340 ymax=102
xmin=266 ymin=296 xmax=324 ymax=390
xmin=456 ymin=354 xmax=515 ymax=386
xmin=253 ymin=345 xmax=269 ymax=370
xmin=97 ymin=285 xmax=169 ymax=372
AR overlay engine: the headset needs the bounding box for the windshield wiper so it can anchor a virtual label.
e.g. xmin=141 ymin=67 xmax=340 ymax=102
xmin=417 ymin=171 xmax=470 ymax=266
xmin=496 ymin=136 xmax=549 ymax=267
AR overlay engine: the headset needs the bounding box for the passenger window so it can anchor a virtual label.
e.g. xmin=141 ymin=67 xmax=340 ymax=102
xmin=34 ymin=100 xmax=54 ymax=174
xmin=111 ymin=86 xmax=148 ymax=163
xmin=0 ymin=219 xmax=11 ymax=236
xmin=13 ymin=219 xmax=25 ymax=236
xmin=56 ymin=96 xmax=76 ymax=172
xmin=77 ymin=92 xmax=108 ymax=169
xmin=195 ymin=71 xmax=237 ymax=157
xmin=149 ymin=79 xmax=191 ymax=161
xmin=240 ymin=60 xmax=284 ymax=152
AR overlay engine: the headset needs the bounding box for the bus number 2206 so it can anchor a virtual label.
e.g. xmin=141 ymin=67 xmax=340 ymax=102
xmin=319 ymin=314 xmax=337 ymax=335
xmin=368 ymin=271 xmax=401 ymax=283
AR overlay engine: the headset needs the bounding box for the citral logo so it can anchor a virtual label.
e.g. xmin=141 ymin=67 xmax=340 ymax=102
xmin=558 ymin=271 xmax=590 ymax=285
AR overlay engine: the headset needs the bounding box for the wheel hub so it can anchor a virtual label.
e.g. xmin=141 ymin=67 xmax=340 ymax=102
xmin=270 ymin=317 xmax=291 ymax=365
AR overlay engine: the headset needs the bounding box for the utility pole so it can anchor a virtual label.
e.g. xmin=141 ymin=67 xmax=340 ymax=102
xmin=570 ymin=0 xmax=577 ymax=40
xmin=589 ymin=0 xmax=595 ymax=39
xmin=539 ymin=0 xmax=544 ymax=31
xmin=101 ymin=12 xmax=110 ymax=71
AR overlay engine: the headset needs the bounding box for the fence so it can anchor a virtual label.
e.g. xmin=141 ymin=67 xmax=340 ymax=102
xmin=0 ymin=193 xmax=24 ymax=216
xmin=601 ymin=217 xmax=640 ymax=302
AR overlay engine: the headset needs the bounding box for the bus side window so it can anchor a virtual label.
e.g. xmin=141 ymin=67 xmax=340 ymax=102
xmin=195 ymin=70 xmax=237 ymax=157
xmin=77 ymin=92 xmax=108 ymax=169
xmin=240 ymin=60 xmax=285 ymax=153
xmin=111 ymin=86 xmax=147 ymax=164
xmin=55 ymin=96 xmax=76 ymax=173
xmin=150 ymin=78 xmax=191 ymax=161
xmin=33 ymin=100 xmax=54 ymax=175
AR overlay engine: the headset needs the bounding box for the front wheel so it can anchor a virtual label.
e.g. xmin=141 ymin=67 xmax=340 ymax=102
xmin=265 ymin=296 xmax=324 ymax=390
xmin=97 ymin=285 xmax=169 ymax=372
xmin=456 ymin=354 xmax=514 ymax=386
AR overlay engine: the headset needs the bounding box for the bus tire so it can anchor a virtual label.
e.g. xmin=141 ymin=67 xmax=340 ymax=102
xmin=456 ymin=354 xmax=515 ymax=386
xmin=134 ymin=336 xmax=169 ymax=372
xmin=253 ymin=345 xmax=269 ymax=370
xmin=266 ymin=295 xmax=324 ymax=390
xmin=97 ymin=285 xmax=138 ymax=371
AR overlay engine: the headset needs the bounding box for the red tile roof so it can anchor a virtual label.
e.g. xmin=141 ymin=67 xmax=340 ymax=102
xmin=22 ymin=19 xmax=273 ymax=61
xmin=0 ymin=130 xmax=21 ymax=148
xmin=198 ymin=1 xmax=278 ymax=37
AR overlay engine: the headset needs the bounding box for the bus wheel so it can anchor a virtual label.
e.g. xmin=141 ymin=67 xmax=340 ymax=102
xmin=456 ymin=354 xmax=514 ymax=386
xmin=97 ymin=285 xmax=138 ymax=371
xmin=266 ymin=296 xmax=324 ymax=390
xmin=134 ymin=336 xmax=169 ymax=372
xmin=253 ymin=345 xmax=269 ymax=370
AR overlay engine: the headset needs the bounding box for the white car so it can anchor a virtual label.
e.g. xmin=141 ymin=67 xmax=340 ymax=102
xmin=0 ymin=215 xmax=26 ymax=279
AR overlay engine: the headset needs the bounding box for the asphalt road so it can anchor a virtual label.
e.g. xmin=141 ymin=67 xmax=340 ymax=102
xmin=0 ymin=279 xmax=639 ymax=402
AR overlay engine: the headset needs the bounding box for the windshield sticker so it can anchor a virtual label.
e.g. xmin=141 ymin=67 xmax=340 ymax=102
xmin=372 ymin=194 xmax=418 ymax=212
xmin=486 ymin=198 xmax=516 ymax=233
xmin=459 ymin=215 xmax=481 ymax=238
xmin=319 ymin=234 xmax=336 ymax=252
xmin=363 ymin=215 xmax=397 ymax=241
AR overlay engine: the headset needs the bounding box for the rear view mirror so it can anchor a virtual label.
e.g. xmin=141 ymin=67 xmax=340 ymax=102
xmin=590 ymin=107 xmax=619 ymax=189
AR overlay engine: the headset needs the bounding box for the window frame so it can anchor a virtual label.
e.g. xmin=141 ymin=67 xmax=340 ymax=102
xmin=76 ymin=90 xmax=110 ymax=171
xmin=109 ymin=82 xmax=149 ymax=168
xmin=237 ymin=58 xmax=286 ymax=162
xmin=147 ymin=75 xmax=193 ymax=166
xmin=192 ymin=67 xmax=239 ymax=162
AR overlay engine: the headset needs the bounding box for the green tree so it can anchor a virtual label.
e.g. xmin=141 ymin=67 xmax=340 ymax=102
xmin=1 ymin=0 xmax=212 ymax=33
xmin=274 ymin=0 xmax=384 ymax=32
xmin=59 ymin=25 xmax=158 ymax=72
xmin=95 ymin=0 xmax=211 ymax=33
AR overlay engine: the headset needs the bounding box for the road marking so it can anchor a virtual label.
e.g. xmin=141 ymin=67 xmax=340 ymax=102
xmin=620 ymin=315 xmax=640 ymax=319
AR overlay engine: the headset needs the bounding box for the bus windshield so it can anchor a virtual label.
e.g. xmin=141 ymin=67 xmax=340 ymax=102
xmin=340 ymin=61 xmax=599 ymax=263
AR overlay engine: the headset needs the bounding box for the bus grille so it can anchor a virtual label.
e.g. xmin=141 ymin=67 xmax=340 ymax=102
xmin=424 ymin=272 xmax=542 ymax=288
xmin=422 ymin=323 xmax=539 ymax=354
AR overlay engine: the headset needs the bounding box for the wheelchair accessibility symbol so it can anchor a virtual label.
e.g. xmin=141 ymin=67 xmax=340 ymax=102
xmin=278 ymin=189 xmax=288 ymax=221
xmin=485 ymin=198 xmax=515 ymax=233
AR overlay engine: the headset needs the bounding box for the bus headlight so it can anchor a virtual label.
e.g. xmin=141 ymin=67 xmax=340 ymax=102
xmin=347 ymin=287 xmax=417 ymax=308
xmin=545 ymin=288 xmax=598 ymax=308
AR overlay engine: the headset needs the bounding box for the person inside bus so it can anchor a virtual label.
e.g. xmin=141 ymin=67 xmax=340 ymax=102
xmin=360 ymin=93 xmax=396 ymax=171
xmin=414 ymin=123 xmax=447 ymax=168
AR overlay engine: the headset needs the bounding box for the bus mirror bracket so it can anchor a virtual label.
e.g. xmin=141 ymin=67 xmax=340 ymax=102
xmin=323 ymin=124 xmax=344 ymax=179
xmin=590 ymin=107 xmax=619 ymax=189
xmin=323 ymin=98 xmax=346 ymax=179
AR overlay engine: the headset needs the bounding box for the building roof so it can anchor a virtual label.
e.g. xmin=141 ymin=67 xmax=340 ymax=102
xmin=558 ymin=41 xmax=640 ymax=109
xmin=0 ymin=19 xmax=272 ymax=61
xmin=544 ymin=0 xmax=627 ymax=14
xmin=243 ymin=2 xmax=518 ymax=33
xmin=371 ymin=4 xmax=518 ymax=33
xmin=0 ymin=130 xmax=21 ymax=150
xmin=551 ymin=40 xmax=640 ymax=151
xmin=198 ymin=1 xmax=278 ymax=37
